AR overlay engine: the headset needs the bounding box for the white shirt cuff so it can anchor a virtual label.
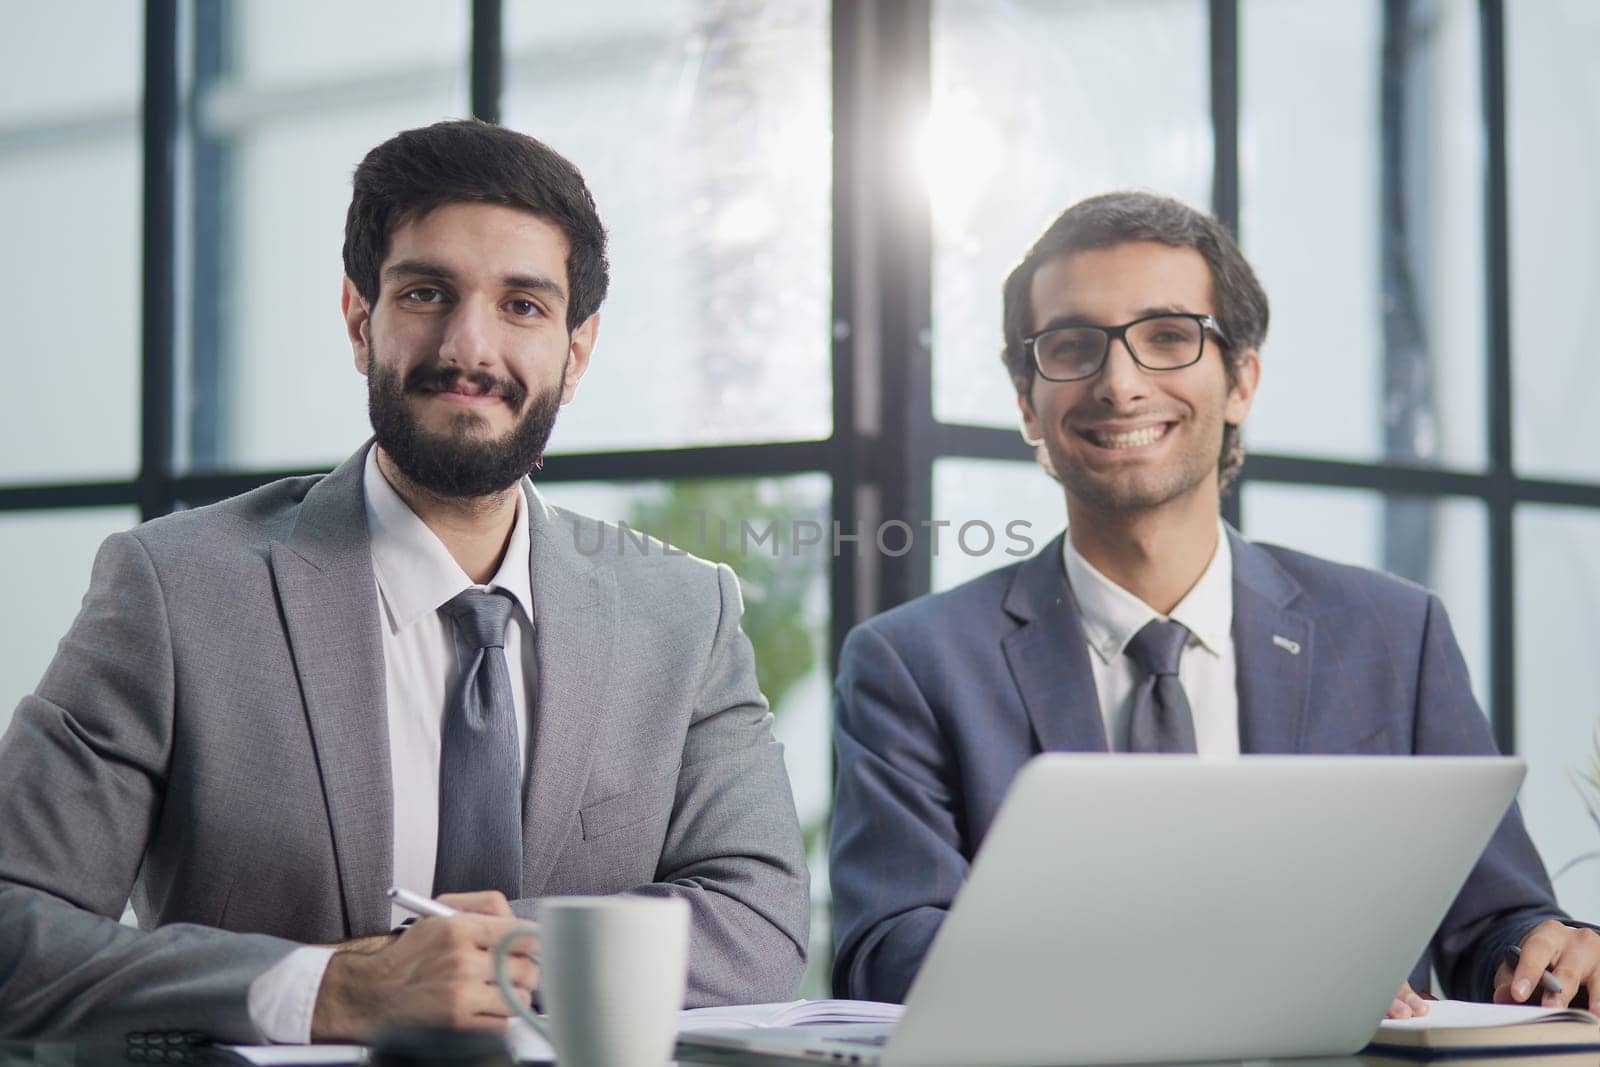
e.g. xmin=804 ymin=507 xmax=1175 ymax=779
xmin=247 ymin=945 xmax=337 ymax=1044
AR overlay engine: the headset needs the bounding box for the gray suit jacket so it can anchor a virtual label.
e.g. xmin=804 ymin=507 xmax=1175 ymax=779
xmin=0 ymin=445 xmax=809 ymax=1040
xmin=830 ymin=529 xmax=1571 ymax=1003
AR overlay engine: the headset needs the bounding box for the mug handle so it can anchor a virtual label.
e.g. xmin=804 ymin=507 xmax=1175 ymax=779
xmin=493 ymin=922 xmax=549 ymax=1040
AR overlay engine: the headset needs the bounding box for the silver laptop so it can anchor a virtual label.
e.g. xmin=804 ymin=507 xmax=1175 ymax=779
xmin=682 ymin=754 xmax=1526 ymax=1067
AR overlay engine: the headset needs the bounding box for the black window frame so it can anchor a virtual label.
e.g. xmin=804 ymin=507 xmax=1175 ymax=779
xmin=9 ymin=0 xmax=1600 ymax=764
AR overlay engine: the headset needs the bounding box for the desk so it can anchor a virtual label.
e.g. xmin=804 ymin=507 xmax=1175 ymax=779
xmin=0 ymin=1043 xmax=793 ymax=1067
xmin=6 ymin=1045 xmax=1600 ymax=1067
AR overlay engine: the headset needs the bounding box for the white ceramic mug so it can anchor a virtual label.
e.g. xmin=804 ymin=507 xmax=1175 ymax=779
xmin=494 ymin=895 xmax=689 ymax=1067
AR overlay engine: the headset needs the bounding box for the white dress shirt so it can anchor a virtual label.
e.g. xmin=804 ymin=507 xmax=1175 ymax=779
xmin=247 ymin=449 xmax=537 ymax=1042
xmin=1061 ymin=521 xmax=1240 ymax=756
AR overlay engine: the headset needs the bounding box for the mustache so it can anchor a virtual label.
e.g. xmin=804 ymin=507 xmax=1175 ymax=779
xmin=404 ymin=365 xmax=528 ymax=410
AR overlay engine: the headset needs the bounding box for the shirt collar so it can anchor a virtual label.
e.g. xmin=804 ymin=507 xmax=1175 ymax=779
xmin=363 ymin=448 xmax=535 ymax=630
xmin=1061 ymin=519 xmax=1234 ymax=664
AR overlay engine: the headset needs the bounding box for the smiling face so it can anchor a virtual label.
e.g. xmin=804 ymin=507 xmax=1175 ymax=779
xmin=342 ymin=201 xmax=598 ymax=498
xmin=1018 ymin=240 xmax=1259 ymax=523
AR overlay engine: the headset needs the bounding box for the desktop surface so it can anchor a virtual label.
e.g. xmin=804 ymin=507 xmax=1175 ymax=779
xmin=6 ymin=1043 xmax=1600 ymax=1067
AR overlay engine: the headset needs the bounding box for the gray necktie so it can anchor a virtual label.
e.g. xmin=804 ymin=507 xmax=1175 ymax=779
xmin=1125 ymin=619 xmax=1198 ymax=754
xmin=433 ymin=588 xmax=523 ymax=899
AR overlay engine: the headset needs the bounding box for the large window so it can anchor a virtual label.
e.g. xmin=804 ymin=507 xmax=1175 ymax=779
xmin=7 ymin=0 xmax=1600 ymax=981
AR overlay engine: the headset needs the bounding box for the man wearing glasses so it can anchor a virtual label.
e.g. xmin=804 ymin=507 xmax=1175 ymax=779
xmin=829 ymin=190 xmax=1599 ymax=1013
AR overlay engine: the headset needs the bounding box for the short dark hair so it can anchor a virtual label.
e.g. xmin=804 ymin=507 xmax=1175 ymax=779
xmin=343 ymin=119 xmax=609 ymax=332
xmin=1001 ymin=190 xmax=1268 ymax=490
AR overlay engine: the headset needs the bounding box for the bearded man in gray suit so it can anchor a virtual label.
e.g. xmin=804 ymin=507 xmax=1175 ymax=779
xmin=0 ymin=120 xmax=808 ymax=1043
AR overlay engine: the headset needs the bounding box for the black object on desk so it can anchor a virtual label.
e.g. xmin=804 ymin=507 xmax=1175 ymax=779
xmin=369 ymin=1028 xmax=512 ymax=1067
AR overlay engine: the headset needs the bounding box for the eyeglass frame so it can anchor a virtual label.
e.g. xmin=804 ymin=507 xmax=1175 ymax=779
xmin=1022 ymin=312 xmax=1231 ymax=383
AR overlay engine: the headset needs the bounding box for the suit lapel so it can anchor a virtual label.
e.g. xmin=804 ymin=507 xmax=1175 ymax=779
xmin=519 ymin=487 xmax=616 ymax=895
xmin=1001 ymin=534 xmax=1109 ymax=753
xmin=270 ymin=445 xmax=393 ymax=936
xmin=1229 ymin=528 xmax=1314 ymax=754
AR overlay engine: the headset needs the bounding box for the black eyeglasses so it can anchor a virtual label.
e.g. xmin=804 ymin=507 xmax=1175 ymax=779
xmin=1023 ymin=313 xmax=1230 ymax=383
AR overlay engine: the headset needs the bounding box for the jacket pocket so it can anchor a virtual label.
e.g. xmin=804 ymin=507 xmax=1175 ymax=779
xmin=579 ymin=774 xmax=676 ymax=841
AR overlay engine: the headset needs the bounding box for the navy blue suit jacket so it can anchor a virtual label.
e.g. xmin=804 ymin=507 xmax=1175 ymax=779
xmin=830 ymin=528 xmax=1570 ymax=1003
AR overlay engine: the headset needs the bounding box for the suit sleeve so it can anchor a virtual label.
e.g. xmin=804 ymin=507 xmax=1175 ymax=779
xmin=510 ymin=562 xmax=810 ymax=1005
xmin=830 ymin=621 xmax=969 ymax=1003
xmin=0 ymin=531 xmax=298 ymax=1041
xmin=1414 ymin=593 xmax=1576 ymax=998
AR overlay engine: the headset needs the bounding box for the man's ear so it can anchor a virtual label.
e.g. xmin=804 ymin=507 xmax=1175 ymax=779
xmin=1015 ymin=387 xmax=1058 ymax=480
xmin=1224 ymin=348 xmax=1261 ymax=426
xmin=1017 ymin=388 xmax=1044 ymax=447
xmin=560 ymin=312 xmax=600 ymax=404
xmin=342 ymin=277 xmax=373 ymax=375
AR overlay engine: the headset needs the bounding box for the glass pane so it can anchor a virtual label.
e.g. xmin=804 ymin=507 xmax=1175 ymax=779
xmin=931 ymin=0 xmax=1211 ymax=431
xmin=189 ymin=1 xmax=470 ymax=472
xmin=0 ymin=4 xmax=141 ymax=483
xmin=1508 ymin=3 xmax=1600 ymax=481
xmin=503 ymin=2 xmax=831 ymax=452
xmin=540 ymin=473 xmax=833 ymax=994
xmin=232 ymin=0 xmax=468 ymax=87
xmin=0 ymin=2 xmax=141 ymax=121
xmin=929 ymin=458 xmax=1069 ymax=593
xmin=1515 ymin=506 xmax=1600 ymax=923
xmin=0 ymin=508 xmax=140 ymax=735
xmin=1241 ymin=484 xmax=1490 ymax=709
xmin=1240 ymin=0 xmax=1485 ymax=470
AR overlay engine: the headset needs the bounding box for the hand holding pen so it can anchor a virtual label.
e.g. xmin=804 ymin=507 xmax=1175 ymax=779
xmin=308 ymin=889 xmax=538 ymax=1042
xmin=1502 ymin=943 xmax=1564 ymax=1001
xmin=1490 ymin=921 xmax=1600 ymax=1011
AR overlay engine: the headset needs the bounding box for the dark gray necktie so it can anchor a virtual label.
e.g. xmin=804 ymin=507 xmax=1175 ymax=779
xmin=433 ymin=588 xmax=523 ymax=898
xmin=1125 ymin=619 xmax=1198 ymax=754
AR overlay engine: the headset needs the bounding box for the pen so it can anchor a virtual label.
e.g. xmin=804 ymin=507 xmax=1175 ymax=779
xmin=387 ymin=885 xmax=459 ymax=919
xmin=1506 ymin=944 xmax=1565 ymax=996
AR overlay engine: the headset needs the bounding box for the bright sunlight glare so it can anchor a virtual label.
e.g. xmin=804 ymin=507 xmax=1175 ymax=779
xmin=912 ymin=91 xmax=1005 ymax=235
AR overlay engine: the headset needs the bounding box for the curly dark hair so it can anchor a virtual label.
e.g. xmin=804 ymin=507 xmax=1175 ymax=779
xmin=1001 ymin=190 xmax=1268 ymax=490
xmin=343 ymin=119 xmax=609 ymax=332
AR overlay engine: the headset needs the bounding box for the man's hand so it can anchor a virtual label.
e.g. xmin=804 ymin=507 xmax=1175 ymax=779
xmin=1387 ymin=981 xmax=1431 ymax=1019
xmin=1494 ymin=920 xmax=1600 ymax=1009
xmin=310 ymin=890 xmax=539 ymax=1041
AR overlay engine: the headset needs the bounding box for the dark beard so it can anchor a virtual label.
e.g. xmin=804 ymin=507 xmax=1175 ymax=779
xmin=367 ymin=357 xmax=565 ymax=498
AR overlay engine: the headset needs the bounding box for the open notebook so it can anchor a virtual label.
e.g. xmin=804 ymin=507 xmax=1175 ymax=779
xmin=678 ymin=1000 xmax=904 ymax=1032
xmin=1370 ymin=999 xmax=1600 ymax=1055
xmin=221 ymin=1000 xmax=902 ymax=1065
